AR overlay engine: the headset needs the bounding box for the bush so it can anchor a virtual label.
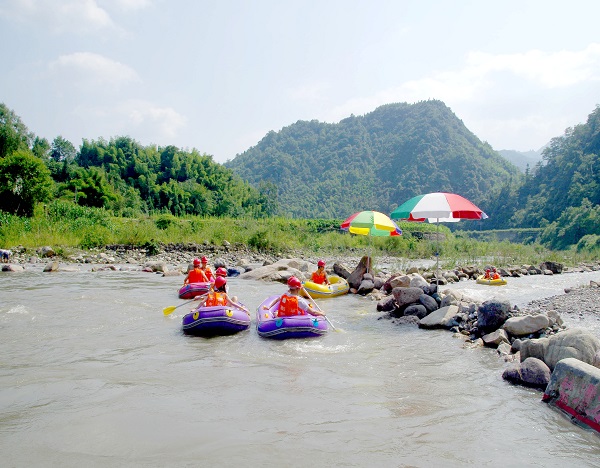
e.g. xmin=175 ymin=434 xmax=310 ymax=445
xmin=155 ymin=214 xmax=177 ymax=230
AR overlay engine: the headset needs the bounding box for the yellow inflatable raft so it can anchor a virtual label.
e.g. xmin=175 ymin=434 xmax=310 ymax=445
xmin=476 ymin=275 xmax=507 ymax=286
xmin=302 ymin=276 xmax=350 ymax=299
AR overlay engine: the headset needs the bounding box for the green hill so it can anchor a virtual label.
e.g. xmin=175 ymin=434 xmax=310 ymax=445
xmin=226 ymin=100 xmax=520 ymax=219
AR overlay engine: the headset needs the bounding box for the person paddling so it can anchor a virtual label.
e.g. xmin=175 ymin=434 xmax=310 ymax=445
xmin=183 ymin=258 xmax=209 ymax=285
xmin=263 ymin=276 xmax=325 ymax=317
xmin=199 ymin=256 xmax=215 ymax=281
xmin=310 ymin=260 xmax=330 ymax=285
xmin=194 ymin=277 xmax=249 ymax=315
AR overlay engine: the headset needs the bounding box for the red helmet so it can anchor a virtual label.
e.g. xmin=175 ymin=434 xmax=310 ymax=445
xmin=215 ymin=267 xmax=227 ymax=277
xmin=201 ymin=256 xmax=208 ymax=263
xmin=193 ymin=258 xmax=201 ymax=266
xmin=214 ymin=276 xmax=227 ymax=290
xmin=317 ymin=260 xmax=325 ymax=267
xmin=287 ymin=276 xmax=302 ymax=289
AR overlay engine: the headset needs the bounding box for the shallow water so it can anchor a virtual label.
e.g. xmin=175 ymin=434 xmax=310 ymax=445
xmin=1 ymin=268 xmax=599 ymax=467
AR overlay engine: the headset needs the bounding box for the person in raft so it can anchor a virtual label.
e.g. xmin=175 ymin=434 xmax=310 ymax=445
xmin=491 ymin=267 xmax=501 ymax=280
xmin=199 ymin=256 xmax=215 ymax=281
xmin=183 ymin=257 xmax=209 ymax=285
xmin=263 ymin=276 xmax=326 ymax=317
xmin=310 ymin=260 xmax=330 ymax=285
xmin=193 ymin=276 xmax=249 ymax=315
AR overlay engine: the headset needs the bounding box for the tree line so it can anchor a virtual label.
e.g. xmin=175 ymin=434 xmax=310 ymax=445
xmin=0 ymin=103 xmax=278 ymax=218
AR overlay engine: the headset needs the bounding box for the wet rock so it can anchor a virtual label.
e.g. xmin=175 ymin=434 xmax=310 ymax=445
xmin=419 ymin=305 xmax=459 ymax=330
xmin=502 ymin=357 xmax=551 ymax=389
xmin=477 ymin=300 xmax=511 ymax=333
xmin=503 ymin=314 xmax=550 ymax=337
xmin=520 ymin=328 xmax=600 ymax=370
xmin=404 ymin=304 xmax=428 ymax=319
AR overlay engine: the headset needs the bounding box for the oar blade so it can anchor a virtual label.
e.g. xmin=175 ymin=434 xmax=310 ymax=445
xmin=163 ymin=305 xmax=177 ymax=316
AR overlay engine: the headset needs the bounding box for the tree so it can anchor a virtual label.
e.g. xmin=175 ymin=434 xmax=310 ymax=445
xmin=0 ymin=103 xmax=32 ymax=158
xmin=0 ymin=150 xmax=53 ymax=216
xmin=32 ymin=137 xmax=51 ymax=160
xmin=51 ymin=136 xmax=77 ymax=162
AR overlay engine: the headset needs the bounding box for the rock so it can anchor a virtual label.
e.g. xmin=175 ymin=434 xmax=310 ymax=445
xmin=347 ymin=256 xmax=371 ymax=289
xmin=392 ymin=287 xmax=423 ymax=308
xmin=43 ymin=261 xmax=59 ymax=272
xmin=39 ymin=246 xmax=55 ymax=258
xmin=503 ymin=314 xmax=550 ymax=336
xmin=162 ymin=270 xmax=182 ymax=277
xmin=144 ymin=261 xmax=167 ymax=273
xmin=2 ymin=264 xmax=25 ymax=272
xmin=540 ymin=261 xmax=563 ymax=274
xmin=503 ymin=357 xmax=551 ymax=389
xmin=419 ymin=294 xmax=439 ymax=313
xmin=377 ymin=296 xmax=397 ymax=312
xmin=404 ymin=304 xmax=428 ymax=319
xmin=520 ymin=328 xmax=600 ymax=370
xmin=333 ymin=262 xmax=352 ymax=279
xmin=408 ymin=273 xmax=429 ymax=289
xmin=357 ymin=279 xmax=375 ymax=295
xmin=418 ymin=305 xmax=459 ymax=329
xmin=482 ymin=329 xmax=510 ymax=347
xmin=477 ymin=300 xmax=511 ymax=333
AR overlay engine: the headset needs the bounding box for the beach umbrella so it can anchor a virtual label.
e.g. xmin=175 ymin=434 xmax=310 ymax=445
xmin=340 ymin=210 xmax=401 ymax=272
xmin=390 ymin=192 xmax=487 ymax=282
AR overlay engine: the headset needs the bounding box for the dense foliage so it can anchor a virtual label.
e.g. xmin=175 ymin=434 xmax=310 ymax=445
xmin=225 ymin=100 xmax=521 ymax=218
xmin=0 ymin=103 xmax=277 ymax=219
xmin=484 ymin=105 xmax=600 ymax=249
xmin=1 ymin=99 xmax=600 ymax=252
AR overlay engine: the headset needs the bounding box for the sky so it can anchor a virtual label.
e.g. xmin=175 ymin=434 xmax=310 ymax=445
xmin=1 ymin=0 xmax=600 ymax=163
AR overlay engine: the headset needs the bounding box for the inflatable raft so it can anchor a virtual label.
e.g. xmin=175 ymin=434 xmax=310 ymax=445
xmin=182 ymin=304 xmax=250 ymax=336
xmin=256 ymin=295 xmax=328 ymax=339
xmin=476 ymin=275 xmax=507 ymax=286
xmin=178 ymin=281 xmax=211 ymax=299
xmin=302 ymin=275 xmax=349 ymax=299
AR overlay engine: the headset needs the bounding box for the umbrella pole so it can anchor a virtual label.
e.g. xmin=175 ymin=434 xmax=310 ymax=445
xmin=436 ymin=218 xmax=440 ymax=286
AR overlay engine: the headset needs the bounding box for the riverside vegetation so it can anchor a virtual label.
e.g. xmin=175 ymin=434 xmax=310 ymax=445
xmin=0 ymin=200 xmax=593 ymax=270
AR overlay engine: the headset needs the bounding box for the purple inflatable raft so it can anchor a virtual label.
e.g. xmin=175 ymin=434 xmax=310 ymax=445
xmin=256 ymin=295 xmax=328 ymax=339
xmin=182 ymin=304 xmax=250 ymax=337
xmin=178 ymin=282 xmax=211 ymax=299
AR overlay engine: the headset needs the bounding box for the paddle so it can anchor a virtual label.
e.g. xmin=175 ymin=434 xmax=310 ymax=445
xmin=301 ymin=287 xmax=338 ymax=332
xmin=162 ymin=295 xmax=206 ymax=316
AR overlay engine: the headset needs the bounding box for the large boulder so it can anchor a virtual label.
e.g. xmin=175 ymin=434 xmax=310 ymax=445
xmin=502 ymin=357 xmax=551 ymax=389
xmin=419 ymin=294 xmax=439 ymax=313
xmin=418 ymin=305 xmax=459 ymax=329
xmin=347 ymin=256 xmax=371 ymax=289
xmin=239 ymin=258 xmax=310 ymax=282
xmin=503 ymin=314 xmax=550 ymax=337
xmin=539 ymin=261 xmax=563 ymax=274
xmin=392 ymin=287 xmax=423 ymax=308
xmin=333 ymin=262 xmax=352 ymax=279
xmin=477 ymin=300 xmax=511 ymax=333
xmin=404 ymin=304 xmax=428 ymax=319
xmin=519 ymin=328 xmax=600 ymax=370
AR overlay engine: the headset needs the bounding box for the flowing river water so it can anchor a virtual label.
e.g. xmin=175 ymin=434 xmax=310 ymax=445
xmin=1 ymin=266 xmax=599 ymax=467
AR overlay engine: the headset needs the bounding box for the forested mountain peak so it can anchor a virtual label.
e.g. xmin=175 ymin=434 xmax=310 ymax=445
xmin=226 ymin=100 xmax=520 ymax=218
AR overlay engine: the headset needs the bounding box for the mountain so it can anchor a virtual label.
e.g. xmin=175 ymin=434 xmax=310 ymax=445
xmin=498 ymin=149 xmax=543 ymax=172
xmin=226 ymin=100 xmax=521 ymax=219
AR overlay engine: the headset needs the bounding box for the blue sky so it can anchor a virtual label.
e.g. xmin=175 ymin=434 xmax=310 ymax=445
xmin=1 ymin=0 xmax=600 ymax=163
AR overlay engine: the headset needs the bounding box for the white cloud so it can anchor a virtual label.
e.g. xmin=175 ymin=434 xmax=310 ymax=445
xmin=117 ymin=100 xmax=187 ymax=138
xmin=107 ymin=0 xmax=152 ymax=11
xmin=1 ymin=0 xmax=115 ymax=33
xmin=49 ymin=52 xmax=140 ymax=88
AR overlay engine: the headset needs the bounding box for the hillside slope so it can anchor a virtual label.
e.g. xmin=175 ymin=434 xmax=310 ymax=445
xmin=226 ymin=100 xmax=520 ymax=218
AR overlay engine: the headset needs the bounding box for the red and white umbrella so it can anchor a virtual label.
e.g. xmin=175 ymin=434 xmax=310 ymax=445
xmin=390 ymin=192 xmax=487 ymax=221
xmin=390 ymin=192 xmax=488 ymax=283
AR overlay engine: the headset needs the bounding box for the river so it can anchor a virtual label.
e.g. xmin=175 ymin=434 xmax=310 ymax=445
xmin=1 ymin=266 xmax=599 ymax=467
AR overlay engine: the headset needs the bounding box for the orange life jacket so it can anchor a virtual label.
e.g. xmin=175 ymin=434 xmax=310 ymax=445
xmin=205 ymin=291 xmax=226 ymax=307
xmin=188 ymin=268 xmax=208 ymax=283
xmin=492 ymin=273 xmax=500 ymax=280
xmin=311 ymin=271 xmax=327 ymax=285
xmin=201 ymin=266 xmax=214 ymax=281
xmin=277 ymin=293 xmax=305 ymax=316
